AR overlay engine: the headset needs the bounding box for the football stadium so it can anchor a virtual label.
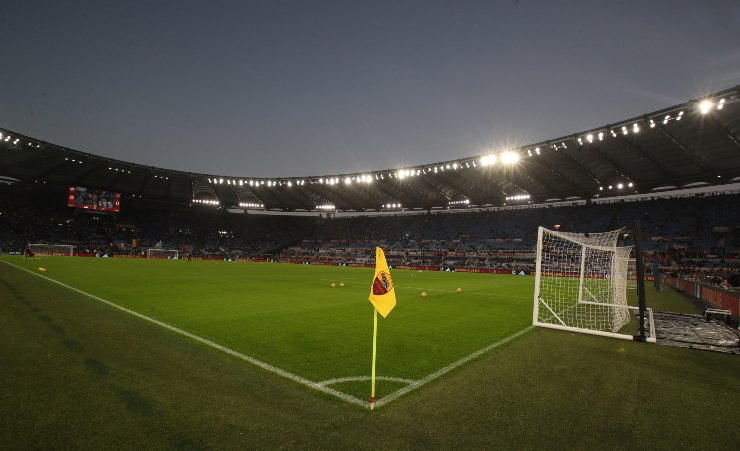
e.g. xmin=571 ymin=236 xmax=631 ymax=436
xmin=2 ymin=4 xmax=740 ymax=450
xmin=2 ymin=87 xmax=740 ymax=448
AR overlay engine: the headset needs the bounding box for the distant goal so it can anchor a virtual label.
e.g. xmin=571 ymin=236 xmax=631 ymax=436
xmin=533 ymin=227 xmax=655 ymax=342
xmin=28 ymin=243 xmax=75 ymax=256
xmin=146 ymin=248 xmax=179 ymax=259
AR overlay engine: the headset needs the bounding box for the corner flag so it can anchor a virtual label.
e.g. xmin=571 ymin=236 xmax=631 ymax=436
xmin=369 ymin=247 xmax=396 ymax=317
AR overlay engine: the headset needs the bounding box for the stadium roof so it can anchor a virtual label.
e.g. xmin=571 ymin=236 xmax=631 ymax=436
xmin=2 ymin=85 xmax=739 ymax=212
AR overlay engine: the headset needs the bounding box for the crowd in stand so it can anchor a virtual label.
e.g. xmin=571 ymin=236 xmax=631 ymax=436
xmin=1 ymin=184 xmax=738 ymax=287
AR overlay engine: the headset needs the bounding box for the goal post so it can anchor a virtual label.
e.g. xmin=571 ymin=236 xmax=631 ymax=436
xmin=533 ymin=226 xmax=656 ymax=342
xmin=146 ymin=248 xmax=179 ymax=259
xmin=27 ymin=243 xmax=75 ymax=256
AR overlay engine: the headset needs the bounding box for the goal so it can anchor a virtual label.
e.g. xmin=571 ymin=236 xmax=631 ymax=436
xmin=146 ymin=248 xmax=179 ymax=259
xmin=28 ymin=243 xmax=75 ymax=256
xmin=533 ymin=227 xmax=655 ymax=342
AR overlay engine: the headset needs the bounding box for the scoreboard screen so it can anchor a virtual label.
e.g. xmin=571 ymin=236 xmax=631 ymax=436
xmin=67 ymin=186 xmax=121 ymax=212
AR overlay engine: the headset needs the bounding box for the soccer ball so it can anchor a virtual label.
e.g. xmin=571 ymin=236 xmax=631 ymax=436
xmin=339 ymin=282 xmax=345 ymax=287
xmin=330 ymin=282 xmax=336 ymax=288
xmin=420 ymin=291 xmax=428 ymax=298
xmin=38 ymin=267 xmax=47 ymax=272
xmin=456 ymin=287 xmax=462 ymax=293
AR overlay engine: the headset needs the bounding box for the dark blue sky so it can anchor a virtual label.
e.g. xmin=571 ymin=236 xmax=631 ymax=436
xmin=2 ymin=1 xmax=739 ymax=177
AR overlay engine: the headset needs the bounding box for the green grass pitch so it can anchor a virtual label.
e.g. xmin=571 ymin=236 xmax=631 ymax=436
xmin=1 ymin=254 xmax=738 ymax=449
xmin=1 ymin=255 xmax=533 ymax=403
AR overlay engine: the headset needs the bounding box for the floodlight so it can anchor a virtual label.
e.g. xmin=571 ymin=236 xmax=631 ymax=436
xmin=617 ymin=183 xmax=623 ymax=189
xmin=480 ymin=154 xmax=496 ymax=166
xmin=344 ymin=178 xmax=351 ymax=185
xmin=628 ymin=182 xmax=633 ymax=187
xmin=621 ymin=126 xmax=628 ymax=135
xmin=649 ymin=119 xmax=656 ymax=128
xmin=718 ymin=98 xmax=725 ymax=110
xmin=598 ymin=132 xmax=604 ymax=141
xmin=535 ymin=147 xmax=540 ymax=155
xmin=586 ymin=134 xmax=593 ymax=143
xmin=699 ymin=100 xmax=713 ymax=114
xmin=501 ymin=151 xmax=518 ymax=164
xmin=632 ymin=123 xmax=639 ymax=133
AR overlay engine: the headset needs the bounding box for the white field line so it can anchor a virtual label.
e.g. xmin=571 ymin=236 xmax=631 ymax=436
xmin=318 ymin=376 xmax=417 ymax=387
xmin=0 ymin=260 xmax=366 ymax=408
xmin=375 ymin=325 xmax=534 ymax=408
xmin=3 ymin=259 xmax=534 ymax=410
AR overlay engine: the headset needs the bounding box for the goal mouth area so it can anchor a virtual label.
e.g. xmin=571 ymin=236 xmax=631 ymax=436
xmin=535 ymin=296 xmax=656 ymax=342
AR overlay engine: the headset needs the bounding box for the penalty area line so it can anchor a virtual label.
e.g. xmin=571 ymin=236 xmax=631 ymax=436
xmin=0 ymin=260 xmax=367 ymax=409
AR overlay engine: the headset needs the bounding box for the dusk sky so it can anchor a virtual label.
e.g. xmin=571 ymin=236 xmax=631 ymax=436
xmin=2 ymin=1 xmax=739 ymax=177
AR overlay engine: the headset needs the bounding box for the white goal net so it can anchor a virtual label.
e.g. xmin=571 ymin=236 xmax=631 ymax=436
xmin=533 ymin=227 xmax=654 ymax=341
xmin=146 ymin=248 xmax=179 ymax=259
xmin=28 ymin=243 xmax=75 ymax=256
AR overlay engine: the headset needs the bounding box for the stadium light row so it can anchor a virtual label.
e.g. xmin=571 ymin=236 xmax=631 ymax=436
xmin=203 ymin=95 xmax=730 ymax=197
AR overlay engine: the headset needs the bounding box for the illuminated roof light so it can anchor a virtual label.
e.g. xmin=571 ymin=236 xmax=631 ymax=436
xmin=501 ymin=151 xmax=519 ymax=164
xmin=699 ymin=99 xmax=713 ymax=114
xmin=676 ymin=111 xmax=684 ymax=120
xmin=480 ymin=154 xmax=496 ymax=166
xmin=219 ymin=178 xmax=224 ymax=184
xmin=608 ymin=185 xmax=613 ymax=189
xmin=628 ymin=182 xmax=634 ymax=187
xmin=599 ymin=186 xmax=603 ymax=191
xmin=535 ymin=147 xmax=540 ymax=155
xmin=717 ymin=98 xmax=725 ymax=110
xmin=610 ymin=129 xmax=617 ymax=137
xmin=287 ymin=181 xmax=292 ymax=187
xmin=586 ymin=134 xmax=593 ymax=143
xmin=663 ymin=114 xmax=670 ymax=124
xmin=344 ymin=178 xmax=351 ymax=185
xmin=632 ymin=123 xmax=640 ymax=133
xmin=650 ymin=119 xmax=656 ymax=128
xmin=434 ymin=166 xmax=438 ymax=173
xmin=617 ymin=183 xmax=623 ymax=189
xmin=598 ymin=132 xmax=604 ymax=141
xmin=621 ymin=126 xmax=628 ymax=135
xmin=452 ymin=163 xmax=458 ymax=169
xmin=577 ymin=138 xmax=583 ymax=145
xmin=561 ymin=142 xmax=567 ymax=148
xmin=445 ymin=164 xmax=450 ymax=169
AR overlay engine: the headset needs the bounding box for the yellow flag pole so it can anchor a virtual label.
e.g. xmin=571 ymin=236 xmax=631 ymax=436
xmin=370 ymin=307 xmax=378 ymax=410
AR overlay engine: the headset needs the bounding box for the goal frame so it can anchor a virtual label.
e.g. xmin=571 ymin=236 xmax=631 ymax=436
xmin=146 ymin=248 xmax=179 ymax=259
xmin=27 ymin=243 xmax=75 ymax=256
xmin=532 ymin=226 xmax=656 ymax=342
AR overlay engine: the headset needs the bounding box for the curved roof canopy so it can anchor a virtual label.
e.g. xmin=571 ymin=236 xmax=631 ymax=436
xmin=2 ymin=85 xmax=739 ymax=212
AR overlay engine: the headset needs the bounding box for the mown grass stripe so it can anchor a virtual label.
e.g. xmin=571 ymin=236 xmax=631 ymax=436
xmin=0 ymin=260 xmax=367 ymax=408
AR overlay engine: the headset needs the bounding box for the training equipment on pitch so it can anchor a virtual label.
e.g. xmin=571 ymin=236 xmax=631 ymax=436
xmin=420 ymin=291 xmax=428 ymax=298
xmin=533 ymin=226 xmax=655 ymax=341
xmin=330 ymin=282 xmax=336 ymax=288
xmin=146 ymin=248 xmax=179 ymax=259
xmin=339 ymin=282 xmax=345 ymax=287
xmin=456 ymin=287 xmax=462 ymax=293
xmin=38 ymin=267 xmax=47 ymax=272
xmin=28 ymin=244 xmax=74 ymax=256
